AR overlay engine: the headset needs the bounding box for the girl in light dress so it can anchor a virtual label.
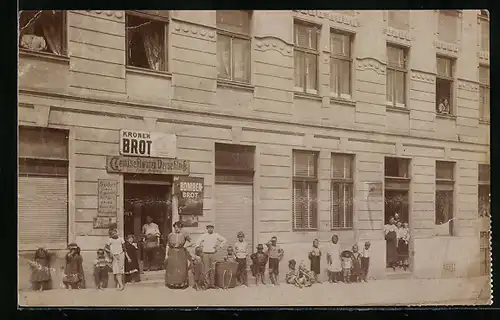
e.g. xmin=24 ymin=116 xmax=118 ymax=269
xmin=326 ymin=234 xmax=342 ymax=283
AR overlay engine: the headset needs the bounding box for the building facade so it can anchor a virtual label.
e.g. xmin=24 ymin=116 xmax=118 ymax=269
xmin=18 ymin=10 xmax=490 ymax=289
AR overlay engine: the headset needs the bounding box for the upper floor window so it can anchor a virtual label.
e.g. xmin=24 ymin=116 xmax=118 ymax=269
xmin=478 ymin=164 xmax=490 ymax=218
xmin=19 ymin=10 xmax=66 ymax=55
xmin=479 ymin=10 xmax=490 ymax=51
xmin=436 ymin=56 xmax=455 ymax=115
xmin=385 ymin=157 xmax=410 ymax=178
xmin=388 ymin=10 xmax=410 ymax=31
xmin=330 ymin=31 xmax=352 ymax=99
xmin=126 ymin=11 xmax=169 ymax=72
xmin=386 ymin=45 xmax=408 ymax=108
xmin=294 ymin=22 xmax=320 ymax=94
xmin=216 ymin=11 xmax=251 ymax=83
xmin=479 ymin=65 xmax=490 ymax=121
xmin=292 ymin=150 xmax=318 ymax=230
xmin=438 ymin=10 xmax=460 ymax=43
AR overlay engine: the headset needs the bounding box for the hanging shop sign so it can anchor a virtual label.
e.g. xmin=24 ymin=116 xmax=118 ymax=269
xmin=174 ymin=176 xmax=204 ymax=216
xmin=93 ymin=216 xmax=117 ymax=229
xmin=119 ymin=129 xmax=177 ymax=158
xmin=106 ymin=156 xmax=190 ymax=175
xmin=98 ymin=179 xmax=118 ymax=215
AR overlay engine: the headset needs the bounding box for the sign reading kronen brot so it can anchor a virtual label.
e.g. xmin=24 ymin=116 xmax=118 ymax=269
xmin=106 ymin=156 xmax=190 ymax=175
xmin=120 ymin=129 xmax=177 ymax=158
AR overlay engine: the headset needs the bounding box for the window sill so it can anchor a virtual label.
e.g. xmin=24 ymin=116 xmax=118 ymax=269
xmin=217 ymin=78 xmax=255 ymax=92
xmin=386 ymin=105 xmax=410 ymax=114
xmin=293 ymin=228 xmax=319 ymax=232
xmin=330 ymin=96 xmax=356 ymax=107
xmin=330 ymin=228 xmax=354 ymax=231
xmin=126 ymin=66 xmax=172 ymax=79
xmin=294 ymin=91 xmax=322 ymax=102
xmin=479 ymin=119 xmax=490 ymax=125
xmin=385 ymin=176 xmax=411 ymax=181
xmin=19 ymin=48 xmax=70 ymax=64
xmin=436 ymin=113 xmax=457 ymax=120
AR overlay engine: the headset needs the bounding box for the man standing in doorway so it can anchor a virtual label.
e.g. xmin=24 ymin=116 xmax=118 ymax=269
xmin=195 ymin=223 xmax=227 ymax=288
xmin=142 ymin=216 xmax=161 ymax=271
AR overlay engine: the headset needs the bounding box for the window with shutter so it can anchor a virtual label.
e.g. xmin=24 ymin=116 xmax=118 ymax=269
xmin=479 ymin=231 xmax=491 ymax=276
xmin=292 ymin=151 xmax=318 ymax=230
xmin=331 ymin=154 xmax=354 ymax=229
xmin=18 ymin=127 xmax=69 ymax=250
xmin=388 ymin=10 xmax=410 ymax=30
xmin=294 ymin=22 xmax=319 ymax=94
xmin=479 ymin=66 xmax=490 ymax=121
xmin=438 ymin=10 xmax=459 ymax=43
xmin=436 ymin=56 xmax=455 ymax=115
xmin=435 ymin=161 xmax=455 ymax=236
xmin=330 ymin=32 xmax=352 ymax=99
xmin=386 ymin=45 xmax=407 ymax=107
xmin=216 ymin=11 xmax=251 ymax=83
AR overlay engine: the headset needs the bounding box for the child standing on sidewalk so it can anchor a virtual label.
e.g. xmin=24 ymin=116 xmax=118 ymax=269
xmin=266 ymin=236 xmax=284 ymax=285
xmin=105 ymin=229 xmax=131 ymax=291
xmin=93 ymin=248 xmax=111 ymax=289
xmin=351 ymin=244 xmax=362 ymax=283
xmin=234 ymin=231 xmax=249 ymax=286
xmin=29 ymin=248 xmax=52 ymax=291
xmin=308 ymin=239 xmax=322 ymax=284
xmin=326 ymin=234 xmax=342 ymax=283
xmin=250 ymin=244 xmax=268 ymax=286
xmin=361 ymin=241 xmax=371 ymax=282
xmin=340 ymin=250 xmax=352 ymax=283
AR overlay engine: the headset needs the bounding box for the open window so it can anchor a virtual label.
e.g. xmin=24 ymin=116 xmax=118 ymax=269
xmin=436 ymin=56 xmax=455 ymax=115
xmin=19 ymin=10 xmax=66 ymax=55
xmin=435 ymin=161 xmax=455 ymax=236
xmin=126 ymin=11 xmax=169 ymax=72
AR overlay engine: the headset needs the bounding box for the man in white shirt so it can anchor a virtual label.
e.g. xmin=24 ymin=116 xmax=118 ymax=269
xmin=195 ymin=223 xmax=227 ymax=287
xmin=142 ymin=216 xmax=161 ymax=271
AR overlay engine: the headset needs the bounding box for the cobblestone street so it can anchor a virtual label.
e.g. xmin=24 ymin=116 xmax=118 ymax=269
xmin=19 ymin=276 xmax=490 ymax=307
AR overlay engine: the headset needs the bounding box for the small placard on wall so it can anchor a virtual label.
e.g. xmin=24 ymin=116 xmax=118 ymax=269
xmin=180 ymin=215 xmax=199 ymax=228
xmin=98 ymin=179 xmax=118 ymax=216
xmin=93 ymin=216 xmax=117 ymax=229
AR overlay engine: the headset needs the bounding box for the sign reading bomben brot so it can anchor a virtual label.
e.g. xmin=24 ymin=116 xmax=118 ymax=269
xmin=106 ymin=156 xmax=190 ymax=175
xmin=98 ymin=179 xmax=118 ymax=215
xmin=175 ymin=176 xmax=204 ymax=216
xmin=119 ymin=129 xmax=177 ymax=158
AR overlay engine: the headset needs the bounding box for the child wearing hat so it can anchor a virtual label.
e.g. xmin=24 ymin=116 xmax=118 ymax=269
xmin=234 ymin=231 xmax=249 ymax=286
xmin=266 ymin=236 xmax=284 ymax=285
xmin=250 ymin=244 xmax=268 ymax=285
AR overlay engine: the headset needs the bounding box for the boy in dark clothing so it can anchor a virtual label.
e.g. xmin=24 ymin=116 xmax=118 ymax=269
xmin=250 ymin=244 xmax=268 ymax=285
xmin=266 ymin=236 xmax=284 ymax=285
xmin=93 ymin=248 xmax=111 ymax=289
xmin=191 ymin=246 xmax=205 ymax=291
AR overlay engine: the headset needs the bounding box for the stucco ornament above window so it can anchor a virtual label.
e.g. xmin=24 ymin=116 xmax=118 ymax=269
xmin=85 ymin=10 xmax=124 ymax=19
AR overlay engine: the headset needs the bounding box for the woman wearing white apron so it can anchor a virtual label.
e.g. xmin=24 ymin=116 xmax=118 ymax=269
xmin=326 ymin=234 xmax=342 ymax=283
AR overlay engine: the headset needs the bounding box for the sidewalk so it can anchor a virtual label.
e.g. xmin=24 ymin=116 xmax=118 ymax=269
xmin=18 ymin=276 xmax=491 ymax=307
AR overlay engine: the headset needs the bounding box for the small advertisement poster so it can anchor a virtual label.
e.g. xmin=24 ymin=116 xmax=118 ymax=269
xmin=93 ymin=217 xmax=117 ymax=229
xmin=175 ymin=176 xmax=204 ymax=216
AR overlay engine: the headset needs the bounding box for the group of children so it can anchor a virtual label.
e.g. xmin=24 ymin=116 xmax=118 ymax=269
xmin=29 ymin=229 xmax=372 ymax=292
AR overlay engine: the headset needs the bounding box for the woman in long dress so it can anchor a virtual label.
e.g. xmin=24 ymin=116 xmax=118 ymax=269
xmin=385 ymin=217 xmax=398 ymax=271
xmin=165 ymin=221 xmax=192 ymax=289
xmin=326 ymin=234 xmax=342 ymax=283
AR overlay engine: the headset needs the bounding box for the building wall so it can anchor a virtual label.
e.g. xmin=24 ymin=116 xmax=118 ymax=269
xmin=18 ymin=10 xmax=489 ymax=289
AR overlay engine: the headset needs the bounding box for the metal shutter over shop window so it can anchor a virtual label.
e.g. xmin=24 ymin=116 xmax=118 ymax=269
xmin=18 ymin=176 xmax=68 ymax=249
xmin=214 ymin=184 xmax=253 ymax=259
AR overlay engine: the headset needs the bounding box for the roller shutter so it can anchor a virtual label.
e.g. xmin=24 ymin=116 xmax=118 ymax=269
xmin=18 ymin=176 xmax=68 ymax=249
xmin=214 ymin=184 xmax=253 ymax=260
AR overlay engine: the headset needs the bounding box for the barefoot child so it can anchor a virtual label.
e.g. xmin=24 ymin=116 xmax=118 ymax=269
xmin=224 ymin=246 xmax=237 ymax=262
xmin=308 ymin=239 xmax=322 ymax=283
xmin=124 ymin=235 xmax=140 ymax=283
xmin=29 ymin=248 xmax=52 ymax=291
xmin=105 ymin=229 xmax=131 ymax=291
xmin=340 ymin=250 xmax=352 ymax=283
xmin=250 ymin=244 xmax=268 ymax=286
xmin=361 ymin=241 xmax=371 ymax=282
xmin=285 ymin=259 xmax=302 ymax=288
xmin=351 ymin=244 xmax=362 ymax=283
xmin=93 ymin=248 xmax=111 ymax=289
xmin=234 ymin=231 xmax=249 ymax=286
xmin=266 ymin=236 xmax=284 ymax=285
xmin=191 ymin=247 xmax=205 ymax=291
xmin=62 ymin=243 xmax=85 ymax=289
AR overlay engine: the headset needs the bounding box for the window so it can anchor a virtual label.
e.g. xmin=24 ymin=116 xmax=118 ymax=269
xmin=435 ymin=161 xmax=455 ymax=236
xmin=385 ymin=157 xmax=410 ymax=178
xmin=19 ymin=10 xmax=66 ymax=55
xmin=479 ymin=66 xmax=490 ymax=121
xmin=292 ymin=151 xmax=318 ymax=230
xmin=438 ymin=10 xmax=459 ymax=43
xmin=216 ymin=11 xmax=251 ymax=82
xmin=294 ymin=22 xmax=320 ymax=94
xmin=386 ymin=45 xmax=407 ymax=107
xmin=478 ymin=164 xmax=490 ymax=218
xmin=388 ymin=10 xmax=410 ymax=30
xmin=330 ymin=32 xmax=352 ymax=99
xmin=480 ymin=231 xmax=491 ymax=276
xmin=126 ymin=11 xmax=168 ymax=72
xmin=479 ymin=10 xmax=490 ymax=52
xmin=331 ymin=154 xmax=354 ymax=229
xmin=436 ymin=56 xmax=455 ymax=115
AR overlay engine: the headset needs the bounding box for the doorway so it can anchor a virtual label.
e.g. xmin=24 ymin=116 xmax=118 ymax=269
xmin=124 ymin=179 xmax=172 ymax=271
xmin=384 ymin=190 xmax=410 ymax=273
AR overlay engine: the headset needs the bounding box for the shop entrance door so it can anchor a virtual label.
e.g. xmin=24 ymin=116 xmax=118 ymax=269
xmin=124 ymin=178 xmax=172 ymax=272
xmin=384 ymin=190 xmax=410 ymax=274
